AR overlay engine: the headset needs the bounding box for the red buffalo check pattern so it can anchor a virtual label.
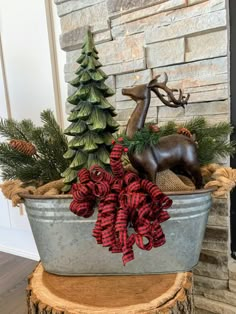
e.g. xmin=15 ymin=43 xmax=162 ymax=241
xmin=70 ymin=143 xmax=172 ymax=265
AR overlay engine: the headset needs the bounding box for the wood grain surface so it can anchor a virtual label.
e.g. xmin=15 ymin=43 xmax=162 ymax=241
xmin=0 ymin=251 xmax=37 ymax=314
xmin=28 ymin=263 xmax=194 ymax=313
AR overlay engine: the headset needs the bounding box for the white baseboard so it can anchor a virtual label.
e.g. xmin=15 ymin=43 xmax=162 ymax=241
xmin=0 ymin=245 xmax=40 ymax=261
xmin=0 ymin=227 xmax=40 ymax=261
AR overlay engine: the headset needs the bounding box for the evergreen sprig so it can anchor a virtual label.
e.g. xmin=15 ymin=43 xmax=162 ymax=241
xmin=0 ymin=118 xmax=35 ymax=142
xmin=119 ymin=117 xmax=235 ymax=165
xmin=0 ymin=110 xmax=70 ymax=185
xmin=120 ymin=121 xmax=177 ymax=153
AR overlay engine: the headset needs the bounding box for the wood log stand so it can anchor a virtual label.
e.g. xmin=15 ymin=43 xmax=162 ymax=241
xmin=27 ymin=263 xmax=194 ymax=314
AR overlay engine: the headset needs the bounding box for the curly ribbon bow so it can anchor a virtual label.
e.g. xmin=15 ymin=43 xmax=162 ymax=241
xmin=70 ymin=142 xmax=172 ymax=265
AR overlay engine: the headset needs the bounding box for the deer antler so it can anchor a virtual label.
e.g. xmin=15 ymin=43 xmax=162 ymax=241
xmin=148 ymin=73 xmax=190 ymax=108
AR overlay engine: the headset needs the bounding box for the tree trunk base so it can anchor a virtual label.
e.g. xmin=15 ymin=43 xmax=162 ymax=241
xmin=27 ymin=263 xmax=194 ymax=314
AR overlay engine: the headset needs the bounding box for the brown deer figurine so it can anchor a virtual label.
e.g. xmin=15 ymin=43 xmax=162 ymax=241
xmin=122 ymin=74 xmax=202 ymax=188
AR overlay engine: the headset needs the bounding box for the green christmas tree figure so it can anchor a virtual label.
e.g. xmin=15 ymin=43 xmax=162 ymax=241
xmin=62 ymin=29 xmax=119 ymax=192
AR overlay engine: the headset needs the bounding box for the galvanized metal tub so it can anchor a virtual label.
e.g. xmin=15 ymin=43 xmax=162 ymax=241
xmin=23 ymin=188 xmax=212 ymax=275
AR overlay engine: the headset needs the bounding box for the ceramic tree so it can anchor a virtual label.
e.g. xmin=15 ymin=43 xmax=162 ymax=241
xmin=62 ymin=29 xmax=119 ymax=192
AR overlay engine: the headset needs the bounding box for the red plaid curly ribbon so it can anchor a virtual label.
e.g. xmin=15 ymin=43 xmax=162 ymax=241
xmin=70 ymin=143 xmax=172 ymax=265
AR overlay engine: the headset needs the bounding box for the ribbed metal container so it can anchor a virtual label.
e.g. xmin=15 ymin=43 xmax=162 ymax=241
xmin=23 ymin=189 xmax=212 ymax=275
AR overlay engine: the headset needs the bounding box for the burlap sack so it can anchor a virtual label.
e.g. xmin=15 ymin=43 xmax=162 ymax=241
xmin=156 ymin=170 xmax=195 ymax=192
xmin=124 ymin=164 xmax=195 ymax=192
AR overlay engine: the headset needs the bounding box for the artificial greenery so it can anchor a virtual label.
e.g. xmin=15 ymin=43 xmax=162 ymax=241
xmin=119 ymin=117 xmax=235 ymax=165
xmin=0 ymin=110 xmax=69 ymax=184
xmin=62 ymin=29 xmax=119 ymax=192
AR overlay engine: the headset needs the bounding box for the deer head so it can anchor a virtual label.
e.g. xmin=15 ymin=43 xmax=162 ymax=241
xmin=122 ymin=74 xmax=190 ymax=139
xmin=148 ymin=73 xmax=190 ymax=108
xmin=122 ymin=84 xmax=150 ymax=101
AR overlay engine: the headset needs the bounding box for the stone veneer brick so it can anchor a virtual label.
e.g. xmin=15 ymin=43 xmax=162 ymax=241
xmin=188 ymin=0 xmax=208 ymax=4
xmin=60 ymin=2 xmax=109 ymax=33
xmin=146 ymin=38 xmax=185 ymax=68
xmin=116 ymin=69 xmax=152 ymax=88
xmin=60 ymin=28 xmax=112 ymax=51
xmin=186 ymin=30 xmax=227 ymax=62
xmin=110 ymin=0 xmax=187 ymax=27
xmin=107 ymin=0 xmax=167 ymax=15
xmin=102 ymin=58 xmax=146 ymax=76
xmin=145 ymin=10 xmax=226 ymax=44
xmin=56 ymin=0 xmax=105 ymax=17
xmin=97 ymin=33 xmax=145 ymax=65
xmin=112 ymin=0 xmax=225 ymax=38
xmin=194 ymin=275 xmax=228 ymax=291
xmin=54 ymin=0 xmax=69 ymax=4
xmin=195 ymin=296 xmax=236 ymax=314
xmin=152 ymin=57 xmax=227 ymax=85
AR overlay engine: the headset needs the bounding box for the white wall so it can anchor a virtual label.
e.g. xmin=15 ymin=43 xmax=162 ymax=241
xmin=0 ymin=0 xmax=67 ymax=260
xmin=0 ymin=0 xmax=56 ymax=124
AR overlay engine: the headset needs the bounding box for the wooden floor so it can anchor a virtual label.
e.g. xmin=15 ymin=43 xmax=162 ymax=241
xmin=0 ymin=251 xmax=37 ymax=314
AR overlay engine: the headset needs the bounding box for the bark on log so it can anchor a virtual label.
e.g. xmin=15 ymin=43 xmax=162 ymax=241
xmin=27 ymin=263 xmax=194 ymax=314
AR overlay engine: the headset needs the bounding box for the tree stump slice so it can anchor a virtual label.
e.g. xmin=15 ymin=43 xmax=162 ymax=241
xmin=27 ymin=263 xmax=194 ymax=314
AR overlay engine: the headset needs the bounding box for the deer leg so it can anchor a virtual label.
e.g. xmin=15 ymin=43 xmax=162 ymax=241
xmin=188 ymin=165 xmax=203 ymax=189
xmin=128 ymin=149 xmax=158 ymax=184
xmin=142 ymin=153 xmax=158 ymax=184
xmin=146 ymin=168 xmax=157 ymax=184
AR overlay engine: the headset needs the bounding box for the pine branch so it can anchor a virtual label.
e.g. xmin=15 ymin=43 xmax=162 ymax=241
xmin=0 ymin=118 xmax=34 ymax=141
xmin=37 ymin=159 xmax=62 ymax=182
xmin=202 ymin=122 xmax=234 ymax=139
xmin=18 ymin=120 xmax=36 ymax=141
xmin=0 ymin=143 xmax=36 ymax=167
xmin=31 ymin=128 xmax=63 ymax=176
xmin=182 ymin=117 xmax=207 ymax=134
xmin=15 ymin=164 xmax=42 ymax=182
xmin=198 ymin=138 xmax=236 ymax=165
xmin=0 ymin=143 xmax=39 ymax=181
xmin=0 ymin=111 xmax=70 ymax=185
xmin=40 ymin=110 xmax=68 ymax=149
xmin=1 ymin=166 xmax=19 ymax=181
xmin=40 ymin=110 xmax=69 ymax=173
xmin=159 ymin=121 xmax=176 ymax=135
xmin=119 ymin=117 xmax=235 ymax=166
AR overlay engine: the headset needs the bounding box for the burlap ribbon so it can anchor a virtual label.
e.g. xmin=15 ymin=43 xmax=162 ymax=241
xmin=203 ymin=165 xmax=236 ymax=198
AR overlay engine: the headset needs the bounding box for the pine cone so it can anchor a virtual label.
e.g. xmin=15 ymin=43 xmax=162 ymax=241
xmin=149 ymin=124 xmax=160 ymax=133
xmin=177 ymin=127 xmax=192 ymax=138
xmin=9 ymin=139 xmax=36 ymax=156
